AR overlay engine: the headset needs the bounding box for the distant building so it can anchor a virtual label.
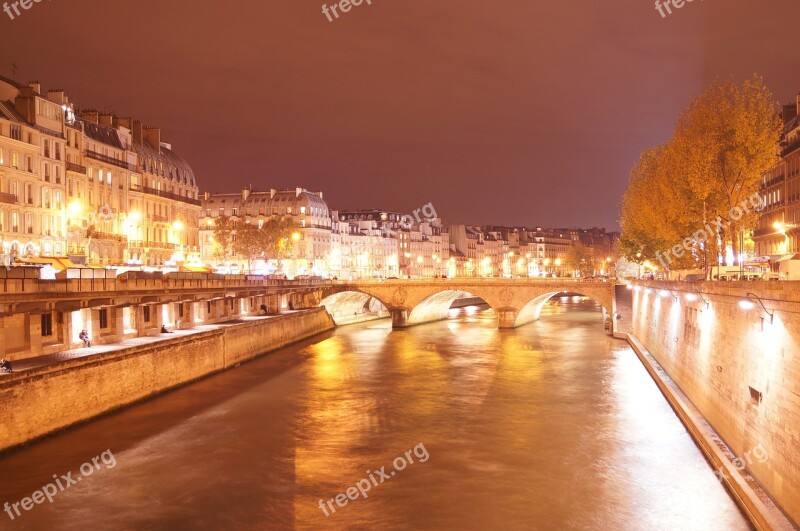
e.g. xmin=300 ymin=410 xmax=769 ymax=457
xmin=200 ymin=187 xmax=332 ymax=276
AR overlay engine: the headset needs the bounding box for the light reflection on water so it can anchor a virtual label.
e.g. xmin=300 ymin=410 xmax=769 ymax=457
xmin=0 ymin=300 xmax=750 ymax=530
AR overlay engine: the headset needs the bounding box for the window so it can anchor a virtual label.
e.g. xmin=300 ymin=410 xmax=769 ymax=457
xmin=207 ymin=301 xmax=212 ymax=315
xmin=41 ymin=313 xmax=53 ymax=337
xmin=178 ymin=304 xmax=184 ymax=318
xmin=11 ymin=152 xmax=18 ymax=169
xmin=143 ymin=306 xmax=151 ymax=322
xmin=9 ymin=125 xmax=20 ymax=141
xmin=99 ymin=309 xmax=109 ymax=329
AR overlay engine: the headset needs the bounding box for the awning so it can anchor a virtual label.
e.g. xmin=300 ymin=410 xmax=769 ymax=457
xmin=777 ymin=253 xmax=800 ymax=262
xmin=182 ymin=265 xmax=213 ymax=273
xmin=17 ymin=257 xmax=64 ymax=270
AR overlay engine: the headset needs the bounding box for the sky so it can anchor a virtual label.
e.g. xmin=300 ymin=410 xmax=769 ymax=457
xmin=1 ymin=0 xmax=799 ymax=230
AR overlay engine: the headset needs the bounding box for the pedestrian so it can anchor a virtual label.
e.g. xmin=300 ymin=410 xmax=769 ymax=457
xmin=160 ymin=324 xmax=174 ymax=334
xmin=260 ymin=304 xmax=268 ymax=315
xmin=0 ymin=358 xmax=12 ymax=373
xmin=78 ymin=330 xmax=91 ymax=347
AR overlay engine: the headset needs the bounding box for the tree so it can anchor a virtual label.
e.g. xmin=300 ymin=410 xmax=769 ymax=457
xmin=212 ymin=217 xmax=235 ymax=264
xmin=232 ymin=223 xmax=265 ymax=272
xmin=260 ymin=217 xmax=298 ymax=261
xmin=671 ymin=76 xmax=780 ymax=263
xmin=219 ymin=217 xmax=298 ymax=272
xmin=619 ymin=76 xmax=781 ymax=272
xmin=565 ymin=241 xmax=595 ymax=278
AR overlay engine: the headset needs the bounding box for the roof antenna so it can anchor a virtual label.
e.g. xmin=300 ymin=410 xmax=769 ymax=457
xmin=11 ymin=62 xmax=18 ymax=81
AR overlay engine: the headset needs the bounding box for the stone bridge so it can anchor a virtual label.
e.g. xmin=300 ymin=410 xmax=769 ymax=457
xmin=319 ymin=279 xmax=617 ymax=330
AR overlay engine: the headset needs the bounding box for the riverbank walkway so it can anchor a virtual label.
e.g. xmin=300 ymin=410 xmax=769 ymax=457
xmin=0 ymin=311 xmax=310 ymax=375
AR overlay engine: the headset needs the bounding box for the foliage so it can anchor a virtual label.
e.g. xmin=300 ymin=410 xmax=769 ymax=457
xmin=619 ymin=76 xmax=781 ymax=271
xmin=213 ymin=216 xmax=298 ymax=271
xmin=565 ymin=241 xmax=596 ymax=277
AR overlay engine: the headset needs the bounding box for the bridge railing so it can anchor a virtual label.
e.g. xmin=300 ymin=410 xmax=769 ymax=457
xmin=335 ymin=278 xmax=612 ymax=285
xmin=0 ymin=268 xmax=333 ymax=295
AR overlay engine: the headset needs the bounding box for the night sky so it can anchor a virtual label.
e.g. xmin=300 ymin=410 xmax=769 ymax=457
xmin=1 ymin=0 xmax=799 ymax=229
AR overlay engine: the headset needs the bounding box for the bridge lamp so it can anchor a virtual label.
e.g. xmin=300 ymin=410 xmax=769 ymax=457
xmin=740 ymin=293 xmax=774 ymax=324
xmin=626 ymin=284 xmax=633 ymax=290
xmin=644 ymin=288 xmax=652 ymax=294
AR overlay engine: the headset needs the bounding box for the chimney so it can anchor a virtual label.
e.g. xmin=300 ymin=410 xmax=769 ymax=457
xmin=242 ymin=188 xmax=250 ymax=201
xmin=114 ymin=116 xmax=132 ymax=129
xmin=204 ymin=191 xmax=210 ymax=201
xmin=296 ymin=187 xmax=303 ymax=197
xmin=796 ymin=93 xmax=800 ymax=115
xmin=142 ymin=126 xmax=161 ymax=150
xmin=317 ymin=191 xmax=324 ymax=199
xmin=80 ymin=110 xmax=99 ymax=123
xmin=270 ymin=189 xmax=277 ymax=199
xmin=99 ymin=113 xmax=114 ymax=127
xmin=131 ymin=120 xmax=143 ymax=146
xmin=28 ymin=81 xmax=41 ymax=94
xmin=47 ymin=89 xmax=67 ymax=105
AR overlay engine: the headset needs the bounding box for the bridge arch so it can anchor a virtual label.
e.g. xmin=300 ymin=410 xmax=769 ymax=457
xmin=406 ymin=290 xmax=491 ymax=327
xmin=319 ymin=290 xmax=391 ymax=325
xmin=514 ymin=291 xmax=612 ymax=328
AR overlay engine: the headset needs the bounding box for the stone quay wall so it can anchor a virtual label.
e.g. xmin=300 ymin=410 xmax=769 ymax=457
xmin=0 ymin=309 xmax=335 ymax=453
xmin=631 ymin=281 xmax=800 ymax=526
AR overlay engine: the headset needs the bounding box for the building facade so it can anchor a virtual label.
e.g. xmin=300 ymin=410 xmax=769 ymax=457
xmin=754 ymin=94 xmax=800 ymax=260
xmin=0 ymin=76 xmax=200 ymax=267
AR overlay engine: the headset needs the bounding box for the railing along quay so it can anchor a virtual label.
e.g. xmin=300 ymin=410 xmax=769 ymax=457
xmin=0 ymin=269 xmax=332 ymax=295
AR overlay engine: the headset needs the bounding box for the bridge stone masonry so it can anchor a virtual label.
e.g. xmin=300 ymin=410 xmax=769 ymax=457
xmin=319 ymin=279 xmax=617 ymax=330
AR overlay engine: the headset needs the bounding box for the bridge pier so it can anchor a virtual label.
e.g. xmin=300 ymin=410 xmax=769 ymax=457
xmin=496 ymin=308 xmax=518 ymax=329
xmin=391 ymin=308 xmax=409 ymax=328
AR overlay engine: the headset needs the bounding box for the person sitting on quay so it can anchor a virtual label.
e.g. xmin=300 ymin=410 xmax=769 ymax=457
xmin=0 ymin=358 xmax=12 ymax=373
xmin=78 ymin=330 xmax=91 ymax=347
xmin=160 ymin=324 xmax=174 ymax=334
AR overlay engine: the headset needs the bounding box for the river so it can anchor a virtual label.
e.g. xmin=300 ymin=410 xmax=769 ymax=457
xmin=0 ymin=298 xmax=750 ymax=530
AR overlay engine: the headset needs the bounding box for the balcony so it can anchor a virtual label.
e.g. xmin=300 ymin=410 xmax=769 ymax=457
xmin=85 ymin=150 xmax=136 ymax=171
xmin=129 ymin=183 xmax=201 ymax=206
xmin=0 ymin=192 xmax=18 ymax=205
xmin=781 ymin=138 xmax=800 ymax=157
xmin=127 ymin=240 xmax=177 ymax=250
xmin=87 ymin=230 xmax=127 ymax=243
xmin=66 ymin=161 xmax=87 ymax=174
